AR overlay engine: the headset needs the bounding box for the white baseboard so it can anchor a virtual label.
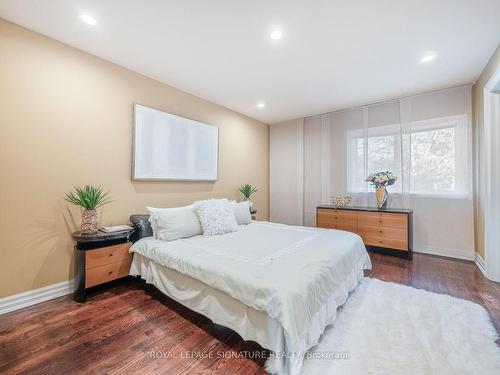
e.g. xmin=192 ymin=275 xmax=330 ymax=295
xmin=414 ymin=244 xmax=475 ymax=261
xmin=0 ymin=279 xmax=75 ymax=315
xmin=475 ymin=253 xmax=487 ymax=277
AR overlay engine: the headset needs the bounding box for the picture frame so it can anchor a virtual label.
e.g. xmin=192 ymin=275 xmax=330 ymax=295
xmin=132 ymin=104 xmax=219 ymax=181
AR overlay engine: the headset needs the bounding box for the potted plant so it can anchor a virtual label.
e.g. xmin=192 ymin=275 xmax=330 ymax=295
xmin=238 ymin=184 xmax=258 ymax=206
xmin=365 ymin=171 xmax=397 ymax=209
xmin=65 ymin=185 xmax=112 ymax=234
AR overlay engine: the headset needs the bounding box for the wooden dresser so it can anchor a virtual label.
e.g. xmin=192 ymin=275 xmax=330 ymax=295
xmin=73 ymin=230 xmax=134 ymax=302
xmin=316 ymin=206 xmax=413 ymax=259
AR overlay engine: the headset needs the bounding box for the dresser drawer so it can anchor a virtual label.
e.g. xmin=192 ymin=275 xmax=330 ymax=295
xmin=320 ymin=222 xmax=357 ymax=232
xmin=361 ymin=235 xmax=408 ymax=251
xmin=85 ymin=259 xmax=132 ymax=288
xmin=357 ymin=212 xmax=407 ymax=228
xmin=86 ymin=243 xmax=132 ymax=269
xmin=358 ymin=224 xmax=407 ymax=241
xmin=317 ymin=208 xmax=357 ymax=226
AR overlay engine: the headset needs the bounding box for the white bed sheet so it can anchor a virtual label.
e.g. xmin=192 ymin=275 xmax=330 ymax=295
xmin=130 ymin=221 xmax=371 ymax=374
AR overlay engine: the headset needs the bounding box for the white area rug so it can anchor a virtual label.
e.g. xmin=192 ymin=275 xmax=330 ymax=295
xmin=301 ymin=278 xmax=500 ymax=375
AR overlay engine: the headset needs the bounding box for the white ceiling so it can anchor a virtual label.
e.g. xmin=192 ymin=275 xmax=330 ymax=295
xmin=1 ymin=0 xmax=499 ymax=124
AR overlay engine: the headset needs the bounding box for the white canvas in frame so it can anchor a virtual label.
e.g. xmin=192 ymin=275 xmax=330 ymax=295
xmin=133 ymin=104 xmax=218 ymax=181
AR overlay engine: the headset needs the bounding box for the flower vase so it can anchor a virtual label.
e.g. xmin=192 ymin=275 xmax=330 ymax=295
xmin=81 ymin=209 xmax=98 ymax=234
xmin=375 ymin=188 xmax=388 ymax=209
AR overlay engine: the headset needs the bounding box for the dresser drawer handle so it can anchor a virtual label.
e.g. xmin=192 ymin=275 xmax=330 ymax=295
xmin=333 ymin=216 xmax=338 ymax=219
xmin=108 ymin=253 xmax=113 ymax=257
xmin=379 ymin=240 xmax=383 ymax=244
xmin=108 ymin=271 xmax=113 ymax=275
xmin=379 ymin=220 xmax=383 ymax=223
xmin=379 ymin=230 xmax=383 ymax=233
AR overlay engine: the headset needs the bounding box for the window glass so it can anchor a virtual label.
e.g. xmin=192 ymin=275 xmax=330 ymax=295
xmin=410 ymin=127 xmax=456 ymax=194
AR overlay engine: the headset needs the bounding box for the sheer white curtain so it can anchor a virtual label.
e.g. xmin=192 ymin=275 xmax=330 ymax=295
xmin=303 ymin=85 xmax=474 ymax=259
xmin=270 ymin=119 xmax=304 ymax=225
xmin=304 ymin=101 xmax=403 ymax=225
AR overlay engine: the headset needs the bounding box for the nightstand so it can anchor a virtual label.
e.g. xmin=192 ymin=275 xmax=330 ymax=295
xmin=72 ymin=229 xmax=134 ymax=303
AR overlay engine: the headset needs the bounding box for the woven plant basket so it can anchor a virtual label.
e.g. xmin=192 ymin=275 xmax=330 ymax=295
xmin=81 ymin=209 xmax=98 ymax=234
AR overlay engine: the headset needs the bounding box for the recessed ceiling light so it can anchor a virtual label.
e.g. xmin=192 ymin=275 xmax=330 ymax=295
xmin=256 ymin=101 xmax=265 ymax=109
xmin=80 ymin=14 xmax=97 ymax=26
xmin=270 ymin=30 xmax=283 ymax=40
xmin=420 ymin=53 xmax=436 ymax=63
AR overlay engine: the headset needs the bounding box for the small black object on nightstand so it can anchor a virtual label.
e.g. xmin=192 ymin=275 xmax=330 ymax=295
xmin=72 ymin=228 xmax=134 ymax=303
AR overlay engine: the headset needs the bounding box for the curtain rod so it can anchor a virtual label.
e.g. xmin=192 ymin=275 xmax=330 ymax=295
xmin=303 ymin=82 xmax=473 ymax=121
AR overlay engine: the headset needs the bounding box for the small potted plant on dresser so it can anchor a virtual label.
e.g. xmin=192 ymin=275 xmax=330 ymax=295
xmin=239 ymin=184 xmax=258 ymax=219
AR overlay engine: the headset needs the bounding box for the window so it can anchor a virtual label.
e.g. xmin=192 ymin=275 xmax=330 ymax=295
xmin=347 ymin=124 xmax=401 ymax=193
xmin=408 ymin=115 xmax=468 ymax=196
xmin=347 ymin=115 xmax=469 ymax=197
xmin=410 ymin=126 xmax=456 ymax=193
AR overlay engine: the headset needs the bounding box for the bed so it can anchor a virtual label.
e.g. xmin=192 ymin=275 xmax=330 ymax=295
xmin=128 ymin=217 xmax=371 ymax=375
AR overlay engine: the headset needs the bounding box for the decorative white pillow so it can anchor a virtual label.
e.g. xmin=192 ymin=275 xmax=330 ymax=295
xmin=147 ymin=205 xmax=202 ymax=241
xmin=231 ymin=201 xmax=252 ymax=225
xmin=195 ymin=199 xmax=238 ymax=236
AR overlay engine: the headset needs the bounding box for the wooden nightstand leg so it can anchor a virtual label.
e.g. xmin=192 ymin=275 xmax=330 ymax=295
xmin=74 ymin=247 xmax=87 ymax=303
xmin=74 ymin=286 xmax=86 ymax=303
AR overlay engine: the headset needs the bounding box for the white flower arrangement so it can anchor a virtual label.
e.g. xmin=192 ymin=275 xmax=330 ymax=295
xmin=365 ymin=171 xmax=397 ymax=188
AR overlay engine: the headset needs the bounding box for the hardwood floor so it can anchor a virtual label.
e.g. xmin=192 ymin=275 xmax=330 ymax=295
xmin=1 ymin=252 xmax=499 ymax=375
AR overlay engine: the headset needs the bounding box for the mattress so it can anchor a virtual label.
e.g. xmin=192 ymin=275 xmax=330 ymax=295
xmin=129 ymin=221 xmax=371 ymax=374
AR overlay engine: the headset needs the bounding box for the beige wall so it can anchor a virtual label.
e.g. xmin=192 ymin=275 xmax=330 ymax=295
xmin=472 ymin=44 xmax=500 ymax=258
xmin=0 ymin=19 xmax=269 ymax=298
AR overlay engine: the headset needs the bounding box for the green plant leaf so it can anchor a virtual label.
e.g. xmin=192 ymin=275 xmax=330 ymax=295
xmin=238 ymin=184 xmax=258 ymax=198
xmin=64 ymin=185 xmax=112 ymax=210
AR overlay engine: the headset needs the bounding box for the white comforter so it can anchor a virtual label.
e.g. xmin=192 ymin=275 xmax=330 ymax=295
xmin=130 ymin=221 xmax=371 ymax=373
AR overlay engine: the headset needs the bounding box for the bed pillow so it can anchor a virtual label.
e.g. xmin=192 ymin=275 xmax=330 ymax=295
xmin=147 ymin=206 xmax=168 ymax=238
xmin=231 ymin=201 xmax=252 ymax=225
xmin=195 ymin=199 xmax=238 ymax=236
xmin=147 ymin=205 xmax=202 ymax=241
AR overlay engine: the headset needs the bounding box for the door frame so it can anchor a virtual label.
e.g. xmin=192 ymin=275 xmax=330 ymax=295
xmin=483 ymin=67 xmax=500 ymax=282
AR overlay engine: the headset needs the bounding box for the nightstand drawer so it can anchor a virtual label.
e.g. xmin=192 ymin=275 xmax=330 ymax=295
xmin=86 ymin=243 xmax=132 ymax=269
xmin=357 ymin=212 xmax=407 ymax=228
xmin=85 ymin=259 xmax=132 ymax=288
